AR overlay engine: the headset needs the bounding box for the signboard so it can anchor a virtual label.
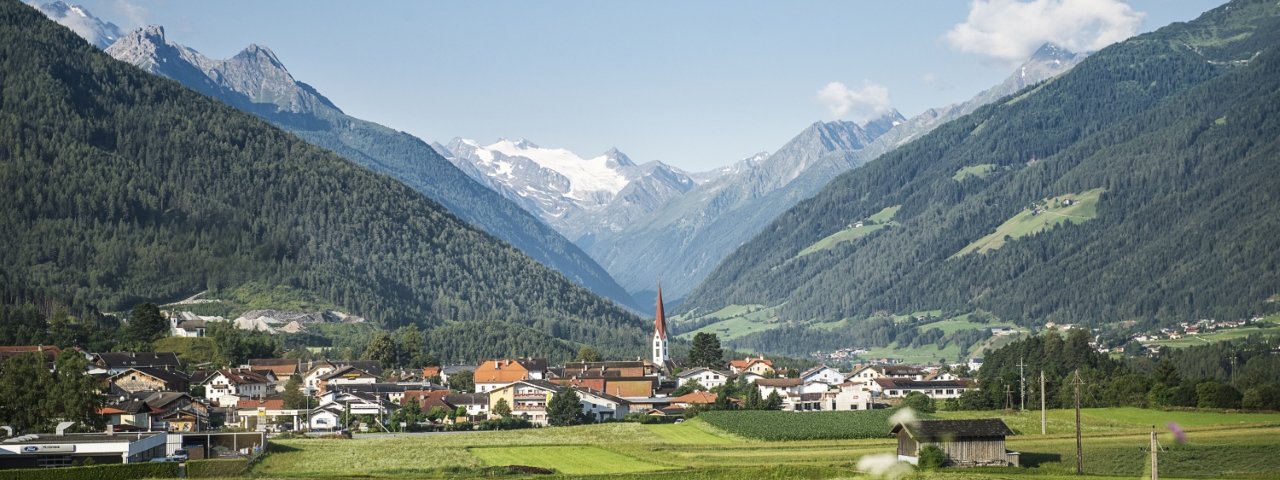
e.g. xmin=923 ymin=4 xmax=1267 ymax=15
xmin=20 ymin=445 xmax=76 ymax=453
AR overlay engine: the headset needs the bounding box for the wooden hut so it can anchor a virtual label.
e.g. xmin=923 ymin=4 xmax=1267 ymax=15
xmin=891 ymin=419 xmax=1018 ymax=467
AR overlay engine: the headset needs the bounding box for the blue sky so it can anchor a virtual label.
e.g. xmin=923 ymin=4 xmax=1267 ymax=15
xmin=63 ymin=0 xmax=1221 ymax=171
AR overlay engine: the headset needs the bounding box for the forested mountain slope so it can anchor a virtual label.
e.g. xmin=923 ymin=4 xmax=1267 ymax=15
xmin=681 ymin=0 xmax=1280 ymax=341
xmin=0 ymin=0 xmax=648 ymax=358
xmin=97 ymin=22 xmax=637 ymax=310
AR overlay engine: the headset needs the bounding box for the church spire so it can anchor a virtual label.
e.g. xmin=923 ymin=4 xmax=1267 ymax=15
xmin=652 ymin=283 xmax=669 ymax=367
xmin=654 ymin=284 xmax=667 ymax=339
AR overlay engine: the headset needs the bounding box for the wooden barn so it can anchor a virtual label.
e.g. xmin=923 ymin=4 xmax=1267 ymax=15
xmin=891 ymin=419 xmax=1018 ymax=467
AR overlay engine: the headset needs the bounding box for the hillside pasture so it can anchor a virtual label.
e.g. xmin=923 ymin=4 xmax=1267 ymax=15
xmin=953 ymin=188 xmax=1105 ymax=257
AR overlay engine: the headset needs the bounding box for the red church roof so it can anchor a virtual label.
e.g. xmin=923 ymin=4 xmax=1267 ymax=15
xmin=654 ymin=285 xmax=667 ymax=338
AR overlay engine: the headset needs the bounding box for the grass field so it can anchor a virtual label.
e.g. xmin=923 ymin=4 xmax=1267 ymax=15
xmin=249 ymin=408 xmax=1280 ymax=479
xmin=470 ymin=446 xmax=667 ymax=474
xmin=1145 ymin=321 xmax=1280 ymax=348
xmin=675 ymin=304 xmax=787 ymax=342
xmin=954 ymin=188 xmax=1105 ymax=257
xmin=952 ymin=164 xmax=997 ymax=181
xmin=796 ymin=205 xmax=900 ymax=258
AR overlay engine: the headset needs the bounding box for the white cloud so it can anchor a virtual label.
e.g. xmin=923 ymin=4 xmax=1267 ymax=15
xmin=111 ymin=0 xmax=149 ymax=28
xmin=946 ymin=0 xmax=1145 ymax=63
xmin=816 ymin=80 xmax=892 ymax=122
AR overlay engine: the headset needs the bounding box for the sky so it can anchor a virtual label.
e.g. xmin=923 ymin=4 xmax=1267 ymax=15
xmin=56 ymin=0 xmax=1221 ymax=171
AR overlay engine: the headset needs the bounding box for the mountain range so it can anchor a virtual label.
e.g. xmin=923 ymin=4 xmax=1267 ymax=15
xmin=1 ymin=0 xmax=649 ymax=360
xmin=678 ymin=0 xmax=1280 ymax=356
xmin=45 ymin=10 xmax=640 ymax=310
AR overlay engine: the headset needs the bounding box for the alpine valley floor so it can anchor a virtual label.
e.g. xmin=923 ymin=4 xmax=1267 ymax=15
xmin=248 ymin=408 xmax=1280 ymax=479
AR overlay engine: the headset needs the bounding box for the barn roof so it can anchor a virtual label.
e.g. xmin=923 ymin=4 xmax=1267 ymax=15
xmin=890 ymin=419 xmax=1013 ymax=440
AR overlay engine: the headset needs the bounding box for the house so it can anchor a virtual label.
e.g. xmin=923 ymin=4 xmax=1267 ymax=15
xmin=317 ymin=365 xmax=380 ymax=394
xmin=445 ymin=392 xmax=490 ymax=418
xmin=439 ymin=365 xmax=477 ymax=386
xmin=171 ymin=319 xmax=207 ymax=337
xmin=754 ymin=378 xmax=803 ymax=398
xmin=421 ymin=366 xmax=441 ymax=380
xmin=99 ymin=399 xmax=162 ymax=431
xmin=800 ymin=365 xmax=845 ymax=386
xmin=669 ymin=391 xmax=717 ymax=408
xmin=202 ymin=369 xmax=274 ymax=407
xmin=847 ymin=365 xmax=926 ymax=388
xmin=248 ymin=358 xmax=302 ymax=379
xmin=967 ymin=358 xmax=983 ymax=372
xmin=729 ymin=357 xmax=775 ymax=376
xmin=0 ymin=345 xmax=63 ymax=369
xmin=871 ymin=378 xmax=973 ymax=400
xmin=473 ymin=358 xmax=548 ymax=393
xmin=552 ymin=375 xmax=657 ymax=398
xmin=892 ymin=419 xmax=1017 ymax=467
xmin=783 ymin=392 xmax=827 ymax=411
xmin=403 ymin=389 xmax=453 ymax=411
xmin=327 ymin=382 xmax=435 ymax=405
xmin=302 ymin=360 xmax=384 ymax=393
xmin=122 ymin=391 xmax=207 ymax=432
xmin=832 ymin=382 xmax=871 ymax=410
xmin=676 ymin=367 xmax=733 ymax=390
xmin=90 ymin=352 xmax=182 ymax=375
xmin=108 ymin=367 xmax=191 ymax=394
xmin=312 ymin=390 xmax=399 ymax=427
xmin=487 ymin=380 xmax=629 ymax=425
xmin=548 ymin=363 xmax=659 ymax=398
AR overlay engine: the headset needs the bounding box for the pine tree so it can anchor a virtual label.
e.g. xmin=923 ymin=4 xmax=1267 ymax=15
xmin=687 ymin=333 xmax=725 ymax=369
xmin=765 ymin=391 xmax=784 ymax=410
xmin=547 ymin=388 xmax=584 ymax=426
xmin=126 ymin=303 xmax=167 ymax=346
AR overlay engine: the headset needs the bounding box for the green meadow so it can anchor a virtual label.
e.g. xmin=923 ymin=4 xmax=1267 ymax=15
xmin=954 ymin=188 xmax=1105 ymax=257
xmin=247 ymin=408 xmax=1280 ymax=479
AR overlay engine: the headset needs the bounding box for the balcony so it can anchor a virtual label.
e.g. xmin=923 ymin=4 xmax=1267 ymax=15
xmin=514 ymin=393 xmax=547 ymax=400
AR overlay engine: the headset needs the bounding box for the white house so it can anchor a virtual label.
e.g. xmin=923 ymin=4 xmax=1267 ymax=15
xmin=445 ymin=392 xmax=490 ymax=417
xmin=754 ymin=378 xmax=803 ymax=399
xmin=847 ymin=365 xmax=926 ymax=388
xmin=799 ymin=380 xmax=834 ymax=394
xmin=832 ymin=382 xmax=871 ymax=410
xmin=800 ymin=365 xmax=844 ymax=386
xmin=202 ymin=369 xmax=273 ymax=407
xmin=318 ymin=365 xmax=380 ymax=393
xmin=871 ymin=378 xmax=973 ymax=400
xmin=676 ymin=367 xmax=732 ymax=390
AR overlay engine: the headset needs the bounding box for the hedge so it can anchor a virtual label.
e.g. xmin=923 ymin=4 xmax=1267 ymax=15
xmin=0 ymin=461 xmax=177 ymax=480
xmin=186 ymin=458 xmax=249 ymax=477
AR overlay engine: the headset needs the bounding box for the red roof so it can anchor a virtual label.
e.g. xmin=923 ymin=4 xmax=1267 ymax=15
xmin=730 ymin=357 xmax=773 ymax=369
xmin=421 ymin=366 xmax=441 ymax=378
xmin=654 ymin=285 xmax=667 ymax=338
xmin=671 ymin=391 xmax=718 ymax=405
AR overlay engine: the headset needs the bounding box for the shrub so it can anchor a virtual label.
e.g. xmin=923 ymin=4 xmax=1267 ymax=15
xmin=0 ymin=461 xmax=176 ymax=480
xmin=186 ymin=458 xmax=249 ymax=478
xmin=902 ymin=392 xmax=936 ymax=413
xmin=1242 ymin=383 xmax=1280 ymax=410
xmin=918 ymin=445 xmax=948 ymax=469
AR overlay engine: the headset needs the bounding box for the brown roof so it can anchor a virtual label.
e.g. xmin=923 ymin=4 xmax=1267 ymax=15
xmin=730 ymin=357 xmax=774 ymax=369
xmin=404 ymin=390 xmax=453 ymax=410
xmin=891 ymin=419 xmax=1013 ymax=439
xmin=671 ymin=391 xmax=717 ymax=405
xmin=421 ymin=366 xmax=441 ymax=378
xmin=209 ymin=368 xmax=272 ymax=386
xmin=754 ymin=378 xmax=802 ymax=387
xmin=475 ymin=358 xmax=546 ymax=384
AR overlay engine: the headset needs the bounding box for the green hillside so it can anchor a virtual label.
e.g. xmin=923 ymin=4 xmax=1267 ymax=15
xmin=0 ymin=1 xmax=647 ymax=359
xmin=681 ymin=0 xmax=1280 ymax=355
xmin=954 ymin=188 xmax=1104 ymax=256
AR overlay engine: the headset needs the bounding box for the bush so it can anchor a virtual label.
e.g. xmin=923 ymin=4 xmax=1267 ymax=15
xmin=1242 ymin=383 xmax=1280 ymax=410
xmin=477 ymin=416 xmax=533 ymax=431
xmin=186 ymin=458 xmax=249 ymax=478
xmin=902 ymin=392 xmax=936 ymax=413
xmin=918 ymin=445 xmax=948 ymax=469
xmin=624 ymin=412 xmax=676 ymax=424
xmin=1196 ymin=381 xmax=1242 ymax=409
xmin=0 ymin=461 xmax=176 ymax=480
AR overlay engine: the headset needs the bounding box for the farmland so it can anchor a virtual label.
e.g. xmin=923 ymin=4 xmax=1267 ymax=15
xmin=954 ymin=188 xmax=1105 ymax=257
xmin=697 ymin=410 xmax=898 ymax=441
xmin=795 ymin=205 xmax=901 ymax=258
xmin=248 ymin=408 xmax=1280 ymax=479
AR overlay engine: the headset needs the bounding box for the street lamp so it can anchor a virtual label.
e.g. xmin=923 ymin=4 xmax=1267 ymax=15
xmin=305 ymin=386 xmax=314 ymax=432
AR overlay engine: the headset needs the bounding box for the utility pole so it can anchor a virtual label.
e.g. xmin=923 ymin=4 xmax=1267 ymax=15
xmin=1004 ymin=384 xmax=1014 ymax=411
xmin=1150 ymin=426 xmax=1159 ymax=480
xmin=1041 ymin=370 xmax=1046 ymax=435
xmin=1019 ymin=357 xmax=1027 ymax=412
xmin=1073 ymin=369 xmax=1084 ymax=475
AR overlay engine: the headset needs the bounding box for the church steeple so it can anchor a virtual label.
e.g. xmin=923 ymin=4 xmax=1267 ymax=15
xmin=652 ymin=284 xmax=669 ymax=367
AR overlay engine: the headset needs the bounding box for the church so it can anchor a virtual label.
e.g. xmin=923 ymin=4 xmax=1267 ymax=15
xmin=651 ymin=284 xmax=675 ymax=373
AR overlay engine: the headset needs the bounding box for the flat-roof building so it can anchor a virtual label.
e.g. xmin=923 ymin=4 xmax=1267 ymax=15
xmin=0 ymin=432 xmax=167 ymax=469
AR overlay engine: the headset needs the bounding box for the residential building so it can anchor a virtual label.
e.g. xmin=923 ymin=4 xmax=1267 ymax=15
xmin=439 ymin=365 xmax=476 ymax=386
xmin=486 ymin=380 xmax=629 ymax=425
xmin=832 ymin=382 xmax=871 ymax=410
xmin=202 ymin=369 xmax=273 ymax=407
xmin=871 ymin=378 xmax=973 ymax=400
xmin=0 ymin=345 xmax=62 ymax=369
xmin=754 ymin=377 xmax=802 ymax=398
xmin=317 ymin=365 xmax=380 ymax=394
xmin=107 ymin=367 xmax=190 ymax=394
xmin=847 ymin=365 xmax=926 ymax=388
xmin=729 ymin=357 xmax=775 ymax=376
xmin=474 ymin=358 xmax=548 ymax=393
xmin=98 ymin=399 xmax=160 ymax=432
xmin=445 ymin=392 xmax=489 ymax=418
xmin=90 ymin=352 xmax=182 ymax=376
xmin=676 ymin=367 xmax=733 ymax=390
xmin=669 ymin=391 xmax=717 ymax=408
xmin=800 ymin=365 xmax=845 ymax=386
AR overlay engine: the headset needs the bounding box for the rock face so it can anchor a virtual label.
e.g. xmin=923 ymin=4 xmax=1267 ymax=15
xmin=87 ymin=23 xmax=640 ymax=310
xmin=439 ymin=139 xmax=698 ymax=242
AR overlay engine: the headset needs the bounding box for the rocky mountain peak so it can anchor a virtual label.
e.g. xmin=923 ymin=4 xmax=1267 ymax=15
xmin=37 ymin=0 xmax=121 ymax=49
xmin=603 ymin=147 xmax=636 ymax=168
